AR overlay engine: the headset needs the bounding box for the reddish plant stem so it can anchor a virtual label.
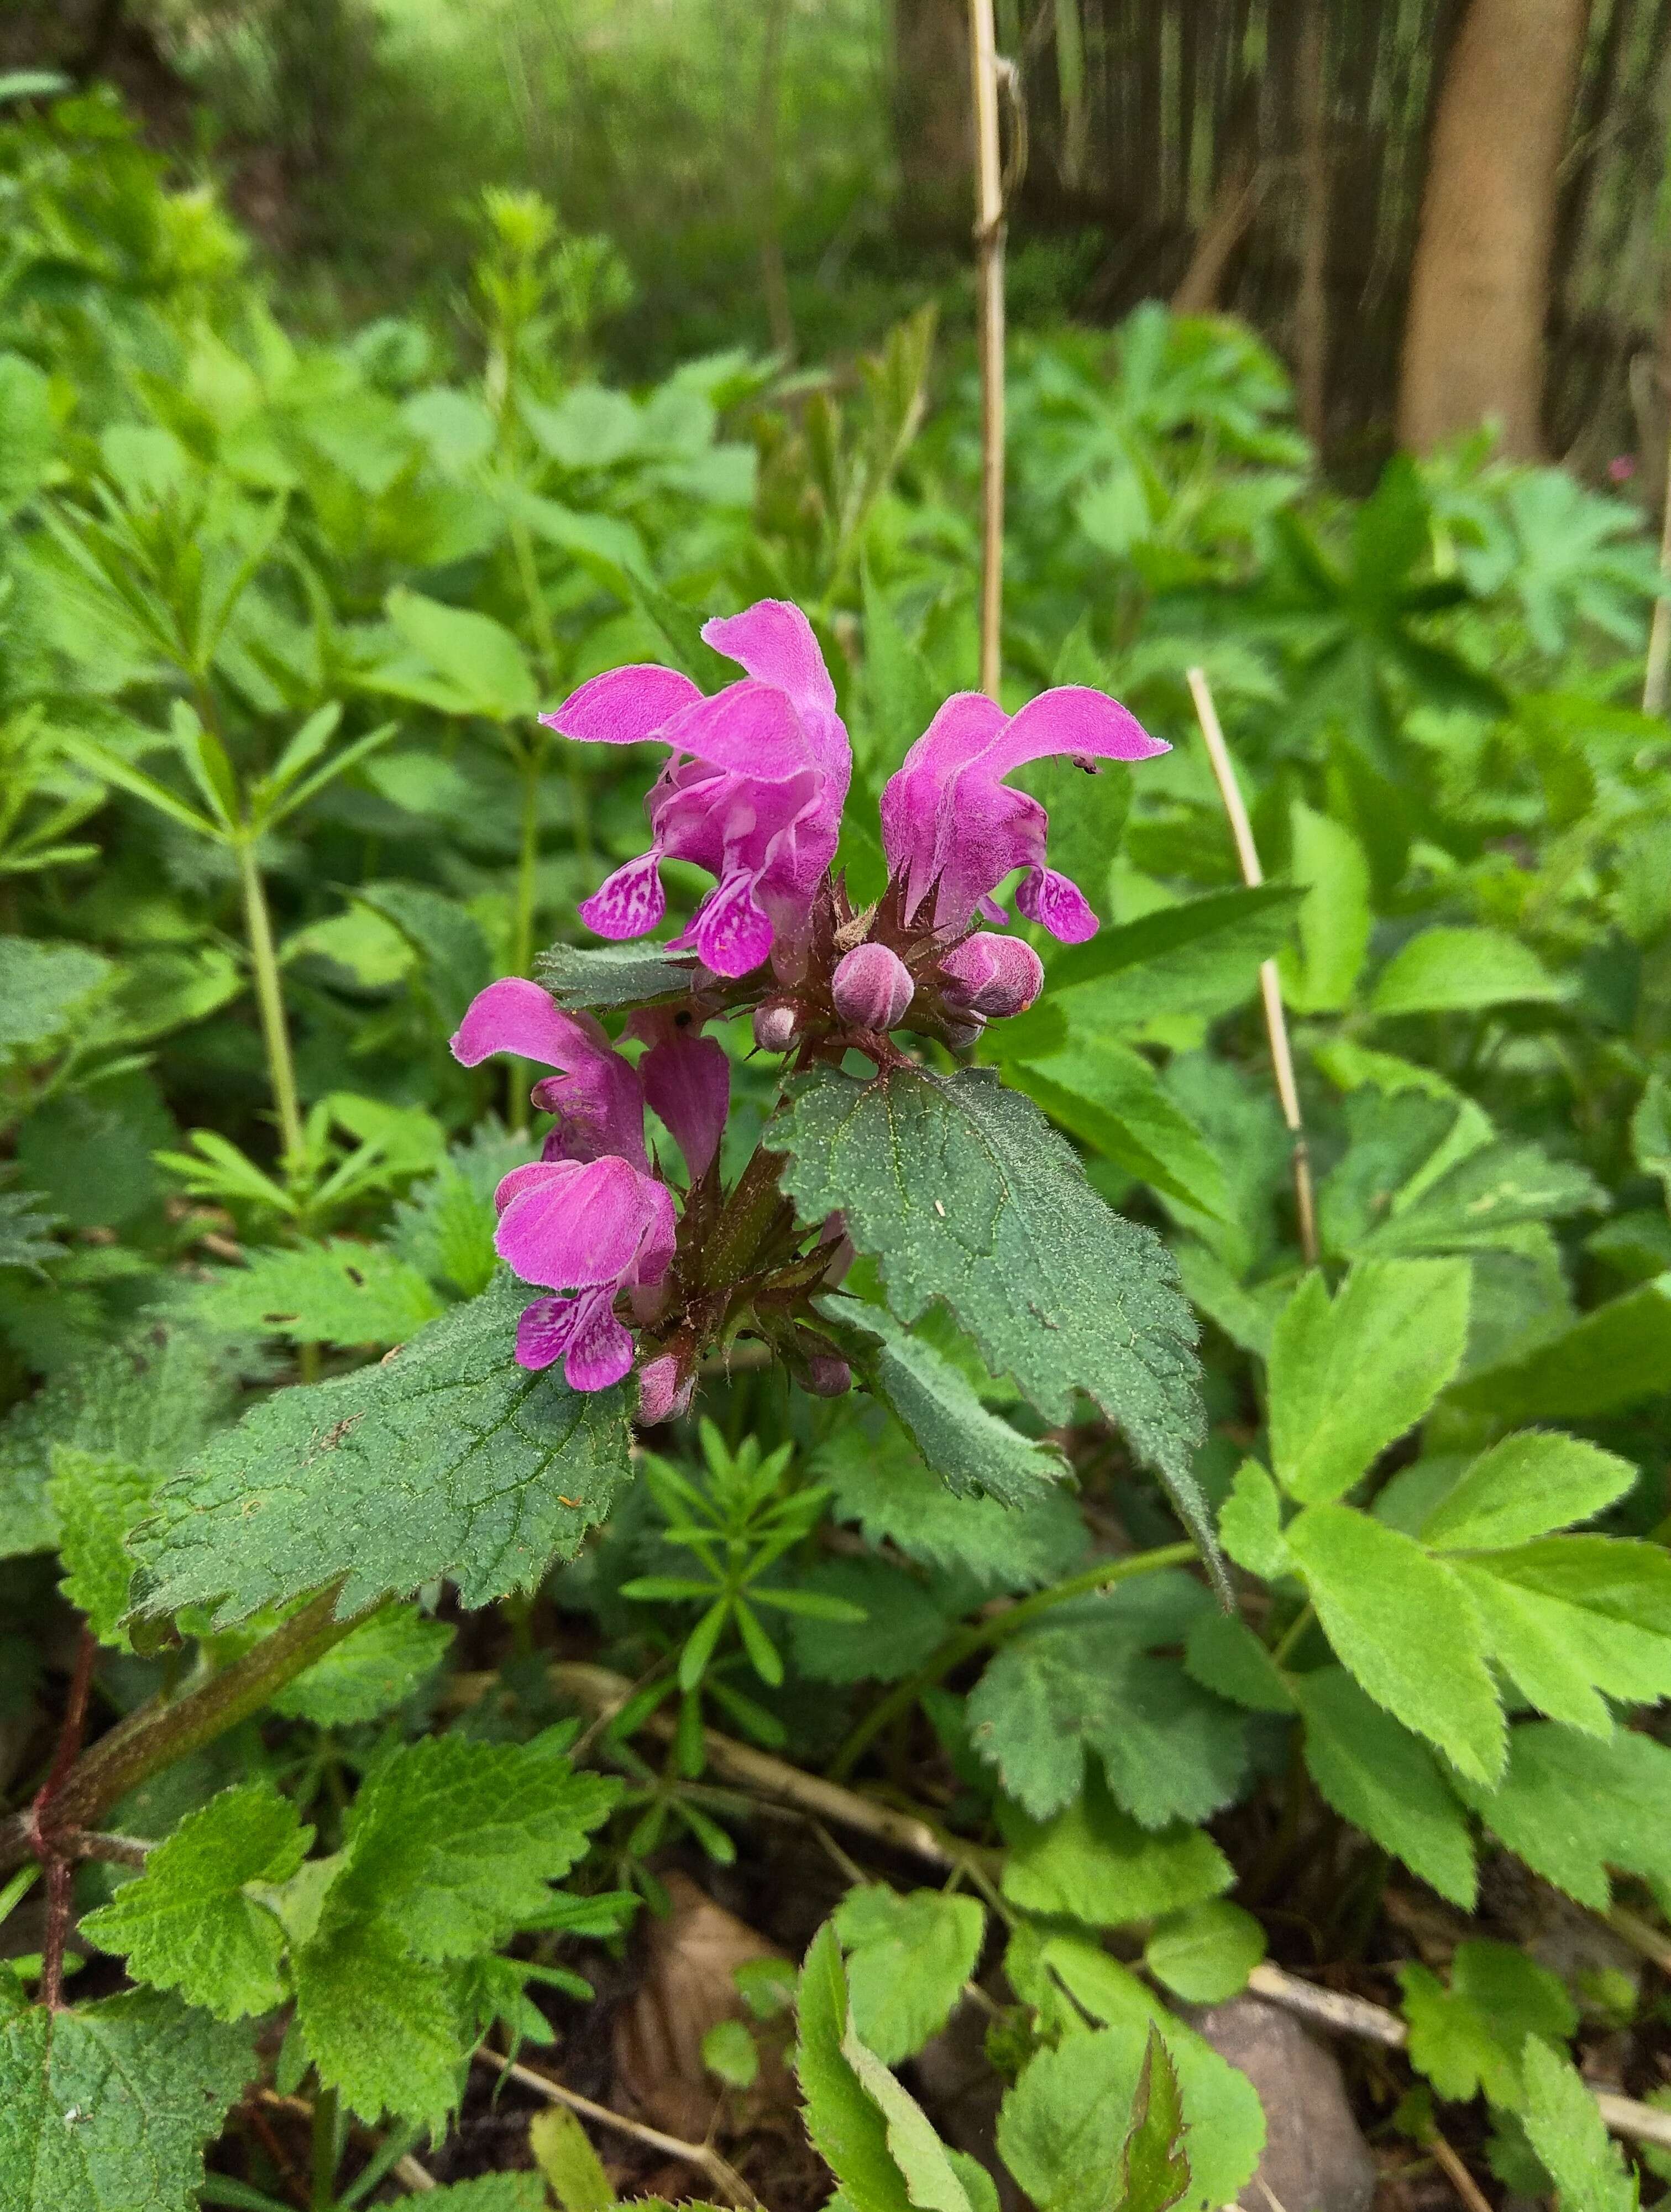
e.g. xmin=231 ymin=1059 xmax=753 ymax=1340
xmin=30 ymin=1626 xmax=98 ymax=2011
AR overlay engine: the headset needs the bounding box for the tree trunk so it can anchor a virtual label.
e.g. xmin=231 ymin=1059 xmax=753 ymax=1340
xmin=1398 ymin=0 xmax=1591 ymax=456
xmin=892 ymin=0 xmax=971 ymax=242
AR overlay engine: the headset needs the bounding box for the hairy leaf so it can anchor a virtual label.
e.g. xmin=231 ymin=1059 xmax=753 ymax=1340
xmin=1398 ymin=1941 xmax=1575 ymax=2111
xmin=794 ymin=1921 xmax=914 ymax=2212
xmin=1456 ymin=1536 xmax=1671 ymax=1736
xmin=999 ymin=1774 xmax=1233 ymax=1926
xmin=130 ymin=1274 xmax=634 ymax=1623
xmin=80 ymin=1782 xmax=311 ymax=2018
xmin=271 ymin=1602 xmax=454 ymax=1725
xmin=777 ymin=1066 xmax=1212 ymax=1575
xmin=0 ymin=934 xmax=112 ymax=1057
xmin=47 ymin=1449 xmax=155 ymax=1646
xmin=834 ymin=1887 xmax=986 ymax=2065
xmin=1293 ymin=1668 xmax=1476 ymax=1907
xmin=0 ymin=1975 xmax=254 ymax=2212
xmin=1455 ymin=1723 xmax=1671 ymax=1911
xmin=1420 ymin=1432 xmax=1636 ymax=1553
xmin=194 ymin=1239 xmax=444 ymax=1347
xmin=1520 ymin=2038 xmax=1639 ymax=2212
xmin=536 ymin=941 xmax=701 ymax=1009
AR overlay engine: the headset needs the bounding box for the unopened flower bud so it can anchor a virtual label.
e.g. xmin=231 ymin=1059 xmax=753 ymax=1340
xmin=941 ymin=1015 xmax=986 ymax=1052
xmin=637 ymin=1352 xmax=694 ymax=1426
xmin=753 ymin=998 xmax=800 ymax=1053
xmin=831 ymin=943 xmax=914 ymax=1032
xmin=940 ymin=933 xmax=1044 ymax=1018
xmin=805 ymin=1355 xmax=852 ymax=1398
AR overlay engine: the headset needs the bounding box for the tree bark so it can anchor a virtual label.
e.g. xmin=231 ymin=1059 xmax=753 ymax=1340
xmin=1398 ymin=0 xmax=1592 ymax=456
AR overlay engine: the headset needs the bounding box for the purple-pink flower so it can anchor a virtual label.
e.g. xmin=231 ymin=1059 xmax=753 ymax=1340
xmin=451 ymin=977 xmax=731 ymax=1385
xmin=493 ymin=1156 xmax=677 ymax=1389
xmin=880 ymin=687 xmax=1167 ymax=945
xmin=543 ymin=599 xmax=851 ymax=980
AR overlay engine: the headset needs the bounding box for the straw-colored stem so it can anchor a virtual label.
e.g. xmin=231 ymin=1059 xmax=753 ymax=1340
xmin=1186 ymin=666 xmax=1319 ymax=1266
xmin=969 ymin=0 xmax=1005 ymax=699
xmin=1642 ymin=462 xmax=1671 ymax=715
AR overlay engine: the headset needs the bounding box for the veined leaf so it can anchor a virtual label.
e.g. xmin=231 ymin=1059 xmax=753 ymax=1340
xmin=192 ymin=1239 xmax=444 ymax=1348
xmin=1454 ymin=1537 xmax=1671 ymax=1737
xmin=777 ymin=1065 xmax=1213 ymax=1578
xmin=1005 ymin=1038 xmax=1230 ymax=1220
xmin=999 ymin=1773 xmax=1233 ymax=1926
xmin=535 ymin=941 xmax=702 ymax=1009
xmin=1520 ymin=2039 xmax=1639 ymax=2212
xmin=1369 ymin=928 xmax=1565 ymax=1018
xmin=1398 ymin=1940 xmax=1575 ymax=2112
xmin=1455 ymin=1722 xmax=1671 ymax=1911
xmin=129 ymin=1274 xmax=633 ymax=1624
xmin=833 ymin=1887 xmax=986 ymax=2065
xmin=794 ymin=1922 xmax=914 ymax=2212
xmin=1419 ymin=1432 xmax=1636 ymax=1553
xmin=1293 ymin=1667 xmax=1476 ymax=1907
xmin=0 ymin=934 xmax=113 ymax=1057
xmin=1446 ymin=1276 xmax=1671 ymax=1420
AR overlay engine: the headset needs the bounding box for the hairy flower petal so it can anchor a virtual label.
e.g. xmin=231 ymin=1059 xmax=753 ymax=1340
xmin=453 ymin=977 xmax=648 ymax=1169
xmin=632 ymin=1012 xmax=732 ymax=1180
xmin=494 ymin=1155 xmax=672 ymax=1293
xmin=541 ymin=664 xmax=702 ymax=746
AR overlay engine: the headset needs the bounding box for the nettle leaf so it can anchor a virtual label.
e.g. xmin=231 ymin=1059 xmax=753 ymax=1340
xmin=350 ymin=881 xmax=493 ymax=1031
xmin=0 ymin=933 xmax=113 ymax=1058
xmin=1397 ymin=1939 xmax=1575 ymax=2111
xmin=1419 ymin=1432 xmax=1636 ymax=1553
xmin=392 ymin=1122 xmax=533 ymax=1300
xmin=536 ymin=941 xmax=701 ymax=1010
xmin=833 ymin=1887 xmax=986 ymax=2064
xmin=777 ymin=1065 xmax=1212 ymax=1575
xmin=0 ymin=1974 xmax=254 ymax=2212
xmin=1284 ymin=1504 xmax=1505 ymax=1784
xmin=1455 ymin=1722 xmax=1671 ymax=1911
xmin=129 ymin=1274 xmax=633 ymax=1625
xmin=1520 ymin=2038 xmax=1640 ymax=2212
xmin=815 ymin=1405 xmax=1088 ymax=1590
xmin=967 ymin=1593 xmax=1250 ymax=1827
xmin=837 ymin=1302 xmax=1068 ymax=1508
xmin=1447 ymin=1275 xmax=1671 ymax=1421
xmin=1025 ymin=1939 xmax=1266 ymax=2212
xmin=1454 ymin=1536 xmax=1671 ymax=1737
xmin=999 ymin=1772 xmax=1233 ymax=1926
xmin=80 ymin=1782 xmax=311 ymax=2018
xmin=1268 ymin=1261 xmax=1471 ymax=1504
xmin=0 ymin=1316 xmax=247 ymax=1561
xmin=0 ymin=1176 xmax=62 ymax=1275
xmin=1292 ymin=1668 xmax=1476 ymax=1907
xmin=1143 ymin=1901 xmax=1266 ymax=2006
xmin=271 ymin=1601 xmax=454 ymax=1726
xmin=47 ymin=1448 xmax=155 ymax=1647
xmin=195 ymin=1239 xmax=444 ymax=1347
xmin=294 ymin=1730 xmax=618 ymax=2126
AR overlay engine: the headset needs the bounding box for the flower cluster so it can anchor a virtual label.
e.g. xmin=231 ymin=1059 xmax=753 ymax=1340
xmin=451 ymin=599 xmax=1168 ymax=1401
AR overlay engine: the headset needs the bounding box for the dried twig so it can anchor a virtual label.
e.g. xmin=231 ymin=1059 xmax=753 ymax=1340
xmin=1186 ymin=666 xmax=1319 ymax=1265
xmin=1642 ymin=458 xmax=1671 ymax=715
xmin=473 ymin=2048 xmax=759 ymax=2209
xmin=1429 ymin=2126 xmax=1494 ymax=2212
xmin=1247 ymin=1960 xmax=1671 ymax=2153
xmin=968 ymin=0 xmax=1005 ymax=698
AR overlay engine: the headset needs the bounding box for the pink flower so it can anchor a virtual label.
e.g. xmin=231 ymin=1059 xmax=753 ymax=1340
xmin=831 ymin=943 xmax=915 ymax=1032
xmin=543 ymin=600 xmax=851 ymax=979
xmin=494 ymin=1156 xmax=677 ymax=1390
xmin=940 ymin=932 xmax=1044 ymax=1017
xmin=880 ymin=687 xmax=1167 ymax=944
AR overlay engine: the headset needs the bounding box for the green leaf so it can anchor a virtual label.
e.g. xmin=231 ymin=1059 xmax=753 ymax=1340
xmin=996 ymin=2032 xmax=1146 ymax=2212
xmin=129 ymin=1274 xmax=634 ymax=1625
xmin=834 ymin=1887 xmax=986 ymax=2064
xmin=1118 ymin=2032 xmax=1191 ymax=2212
xmin=626 ymin=577 xmax=736 ymax=689
xmin=1369 ymin=928 xmax=1565 ymax=1018
xmin=1292 ymin=1669 xmax=1476 ymax=1907
xmin=1182 ymin=1610 xmax=1296 ymax=1714
xmin=1397 ymin=1940 xmax=1575 ymax=2111
xmin=271 ymin=1602 xmax=454 ymax=1726
xmin=530 ymin=2105 xmax=615 ymax=2212
xmin=789 ymin=1559 xmax=954 ymax=1685
xmin=814 ymin=1407 xmax=1088 ymax=1592
xmin=701 ymin=2016 xmax=759 ymax=2088
xmin=1455 ymin=1537 xmax=1671 ymax=1735
xmin=1632 ymin=1074 xmax=1671 ymax=1210
xmin=350 ymin=881 xmax=494 ymax=1032
xmin=0 ymin=935 xmax=113 ymax=1057
xmin=1277 ymin=802 xmax=1371 ymax=1014
xmin=1005 ymin=1039 xmax=1230 ymax=1220
xmin=379 ymin=588 xmax=538 ymax=721
xmin=999 ymin=1772 xmax=1233 ymax=1926
xmin=1455 ymin=1722 xmax=1671 ymax=1911
xmin=838 ymin=1304 xmax=1068 ymax=1509
xmin=1352 ymin=1142 xmax=1606 ymax=1258
xmin=47 ymin=1448 xmax=155 ymax=1646
xmin=839 ymin=2009 xmax=975 ymax=2212
xmin=0 ymin=1976 xmax=254 ymax=2212
xmin=1216 ymin=1461 xmax=1291 ymax=1581
xmin=1269 ymin=1262 xmax=1471 ymax=1504
xmin=0 ymin=1316 xmax=245 ymax=1561
xmin=794 ymin=1921 xmax=914 ymax=2212
xmin=1285 ymin=1504 xmax=1505 ymax=1783
xmin=80 ymin=1783 xmax=311 ymax=2020
xmin=776 ymin=1066 xmax=1213 ymax=1580
xmin=294 ymin=1731 xmax=618 ymax=2126
xmin=0 ymin=352 xmax=56 ymax=513
xmin=1520 ymin=2038 xmax=1640 ymax=2212
xmin=968 ymin=1603 xmax=1249 ymax=1827
xmin=1034 ymin=883 xmax=1302 ymax=1016
xmin=417 ymin=2180 xmax=550 ymax=2212
xmin=194 ymin=1240 xmax=444 ymax=1348
xmin=1022 ymin=1942 xmax=1265 ymax=2212
xmin=0 ymin=1178 xmax=61 ymax=1275
xmin=536 ymin=941 xmax=702 ymax=1010
xmin=1144 ymin=1901 xmax=1265 ymax=2005
xmin=1446 ymin=1277 xmax=1671 ymax=1421
xmin=1420 ymin=1433 xmax=1636 ymax=1552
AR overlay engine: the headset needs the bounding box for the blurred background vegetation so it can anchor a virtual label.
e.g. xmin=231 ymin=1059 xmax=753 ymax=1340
xmin=3 ymin=0 xmax=1668 ymax=484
